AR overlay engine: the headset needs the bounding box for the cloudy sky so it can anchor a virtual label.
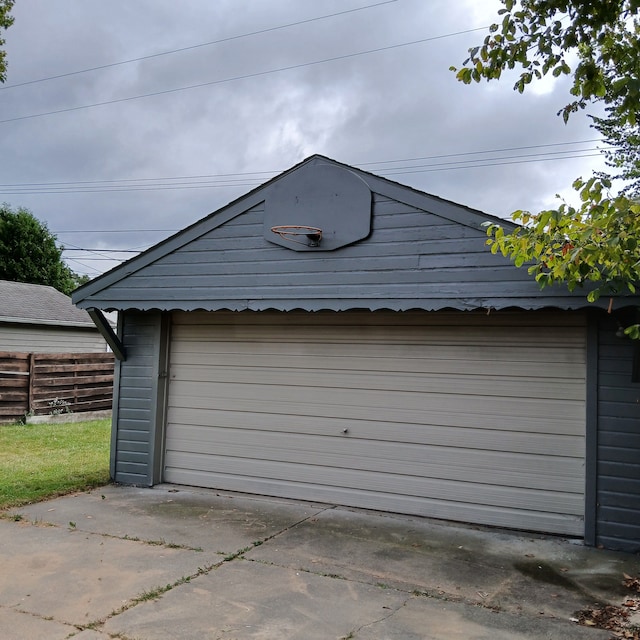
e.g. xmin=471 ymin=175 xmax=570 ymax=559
xmin=1 ymin=0 xmax=607 ymax=278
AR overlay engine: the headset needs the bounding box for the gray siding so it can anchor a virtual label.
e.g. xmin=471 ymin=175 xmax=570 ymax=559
xmin=0 ymin=324 xmax=107 ymax=353
xmin=596 ymin=316 xmax=640 ymax=552
xmin=81 ymin=195 xmax=581 ymax=312
xmin=112 ymin=311 xmax=163 ymax=485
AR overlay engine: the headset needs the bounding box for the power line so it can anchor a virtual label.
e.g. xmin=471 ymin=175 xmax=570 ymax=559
xmin=0 ymin=139 xmax=606 ymax=190
xmin=0 ymin=27 xmax=488 ymax=125
xmin=0 ymin=1 xmax=397 ymax=91
xmin=63 ymin=248 xmax=146 ymax=253
xmin=382 ymin=152 xmax=603 ymax=175
xmin=2 ymin=147 xmax=608 ymax=195
xmin=377 ymin=148 xmax=605 ymax=173
xmin=55 ymin=229 xmax=175 ymax=234
xmin=357 ymin=139 xmax=608 ymax=165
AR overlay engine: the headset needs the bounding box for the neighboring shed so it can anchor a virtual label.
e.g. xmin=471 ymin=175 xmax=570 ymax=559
xmin=0 ymin=279 xmax=108 ymax=353
xmin=73 ymin=155 xmax=640 ymax=552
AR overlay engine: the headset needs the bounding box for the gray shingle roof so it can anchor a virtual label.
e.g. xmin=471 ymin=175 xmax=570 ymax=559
xmin=0 ymin=280 xmax=94 ymax=327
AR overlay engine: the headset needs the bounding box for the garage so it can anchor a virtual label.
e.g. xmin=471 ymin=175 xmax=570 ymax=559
xmin=73 ymin=155 xmax=640 ymax=550
xmin=164 ymin=310 xmax=586 ymax=535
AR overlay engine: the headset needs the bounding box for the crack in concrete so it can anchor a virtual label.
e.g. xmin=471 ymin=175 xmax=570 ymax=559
xmin=341 ymin=594 xmax=411 ymax=639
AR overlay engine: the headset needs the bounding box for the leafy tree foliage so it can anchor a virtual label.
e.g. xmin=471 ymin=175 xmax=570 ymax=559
xmin=0 ymin=0 xmax=14 ymax=83
xmin=451 ymin=0 xmax=640 ymax=334
xmin=0 ymin=204 xmax=80 ymax=295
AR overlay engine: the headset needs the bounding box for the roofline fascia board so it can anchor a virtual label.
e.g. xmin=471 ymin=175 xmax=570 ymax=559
xmin=0 ymin=316 xmax=96 ymax=328
xmin=87 ymin=308 xmax=126 ymax=361
xmin=68 ymin=295 xmax=640 ymax=314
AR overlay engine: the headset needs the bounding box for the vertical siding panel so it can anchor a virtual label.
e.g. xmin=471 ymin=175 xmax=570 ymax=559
xmin=596 ymin=314 xmax=640 ymax=552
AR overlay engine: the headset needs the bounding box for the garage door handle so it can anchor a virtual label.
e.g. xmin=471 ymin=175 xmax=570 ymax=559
xmin=342 ymin=428 xmax=349 ymax=434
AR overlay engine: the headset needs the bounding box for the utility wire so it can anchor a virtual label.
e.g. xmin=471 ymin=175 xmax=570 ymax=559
xmin=0 ymin=1 xmax=397 ymax=91
xmin=357 ymin=138 xmax=608 ymax=165
xmin=1 ymin=148 xmax=607 ymax=195
xmin=0 ymin=26 xmax=488 ymax=124
xmin=0 ymin=139 xmax=606 ymax=189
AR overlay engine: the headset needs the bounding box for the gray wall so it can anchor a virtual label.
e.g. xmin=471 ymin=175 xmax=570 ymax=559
xmin=0 ymin=323 xmax=107 ymax=353
xmin=111 ymin=311 xmax=166 ymax=485
xmin=78 ymin=191 xmax=593 ymax=313
xmin=596 ymin=314 xmax=640 ymax=552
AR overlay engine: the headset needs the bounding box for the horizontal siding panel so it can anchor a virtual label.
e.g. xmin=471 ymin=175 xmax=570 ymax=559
xmin=598 ymin=489 xmax=640 ymax=510
xmin=598 ymin=461 xmax=640 ymax=478
xmin=93 ymin=281 xmax=563 ymax=303
xmin=0 ymin=326 xmax=106 ymax=353
xmin=121 ymin=266 xmax=536 ymax=290
xmin=598 ymin=445 xmax=640 ymax=465
xmin=596 ymin=519 xmax=640 ymax=540
xmin=598 ymin=401 xmax=640 ymax=420
xmin=116 ymin=427 xmax=152 ymax=441
xmin=115 ymin=461 xmax=148 ymax=476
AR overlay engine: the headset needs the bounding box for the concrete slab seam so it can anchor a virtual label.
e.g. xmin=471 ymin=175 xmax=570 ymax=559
xmin=0 ymin=603 xmax=82 ymax=636
xmin=67 ymin=504 xmax=336 ymax=635
xmin=2 ymin=512 xmax=207 ymax=553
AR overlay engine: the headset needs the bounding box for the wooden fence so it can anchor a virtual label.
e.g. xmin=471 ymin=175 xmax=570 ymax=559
xmin=0 ymin=351 xmax=115 ymax=424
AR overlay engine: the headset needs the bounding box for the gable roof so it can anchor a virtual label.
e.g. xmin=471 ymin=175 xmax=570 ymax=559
xmin=72 ymin=154 xmax=638 ymax=314
xmin=0 ymin=279 xmax=95 ymax=327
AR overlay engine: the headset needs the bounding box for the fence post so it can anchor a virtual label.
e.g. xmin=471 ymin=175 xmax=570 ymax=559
xmin=27 ymin=353 xmax=36 ymax=415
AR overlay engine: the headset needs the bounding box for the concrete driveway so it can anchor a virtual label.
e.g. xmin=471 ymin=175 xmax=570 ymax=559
xmin=1 ymin=484 xmax=639 ymax=639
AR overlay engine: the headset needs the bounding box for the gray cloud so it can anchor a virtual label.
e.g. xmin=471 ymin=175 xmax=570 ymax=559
xmin=0 ymin=0 xmax=606 ymax=277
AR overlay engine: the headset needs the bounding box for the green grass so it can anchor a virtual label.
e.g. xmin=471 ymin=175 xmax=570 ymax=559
xmin=0 ymin=419 xmax=111 ymax=510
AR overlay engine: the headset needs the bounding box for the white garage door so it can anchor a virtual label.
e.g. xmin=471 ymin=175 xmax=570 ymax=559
xmin=165 ymin=311 xmax=586 ymax=535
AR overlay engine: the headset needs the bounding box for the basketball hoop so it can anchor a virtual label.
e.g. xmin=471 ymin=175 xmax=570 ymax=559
xmin=270 ymin=225 xmax=323 ymax=247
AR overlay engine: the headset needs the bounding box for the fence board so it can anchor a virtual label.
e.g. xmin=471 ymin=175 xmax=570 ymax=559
xmin=0 ymin=351 xmax=114 ymax=423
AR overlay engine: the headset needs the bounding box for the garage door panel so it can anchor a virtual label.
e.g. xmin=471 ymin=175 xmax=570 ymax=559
xmin=169 ymin=364 xmax=584 ymax=401
xmin=168 ymin=395 xmax=583 ymax=436
xmin=168 ymin=379 xmax=584 ymax=422
xmin=167 ymin=407 xmax=583 ymax=456
xmin=164 ymin=452 xmax=583 ymax=516
xmin=165 ymin=311 xmax=586 ymax=535
xmin=172 ymin=322 xmax=585 ymax=349
xmin=172 ymin=340 xmax=585 ymax=369
xmin=165 ymin=428 xmax=584 ymax=492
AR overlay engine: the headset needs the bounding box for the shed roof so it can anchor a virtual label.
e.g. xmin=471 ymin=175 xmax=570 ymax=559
xmin=0 ymin=279 xmax=95 ymax=328
xmin=73 ymin=155 xmax=639 ymax=314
